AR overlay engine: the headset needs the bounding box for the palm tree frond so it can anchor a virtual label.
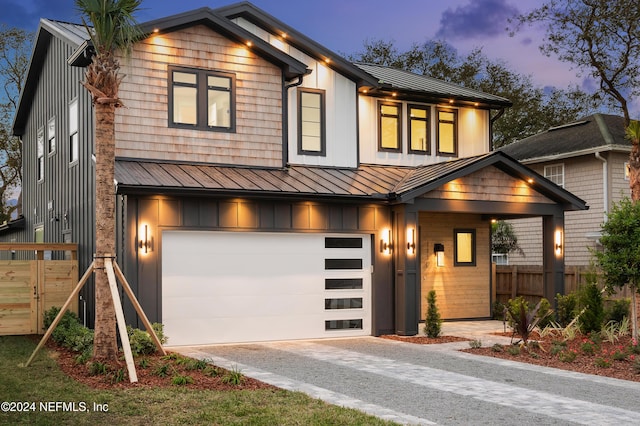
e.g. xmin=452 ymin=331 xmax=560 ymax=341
xmin=626 ymin=120 xmax=640 ymax=145
xmin=75 ymin=0 xmax=143 ymax=55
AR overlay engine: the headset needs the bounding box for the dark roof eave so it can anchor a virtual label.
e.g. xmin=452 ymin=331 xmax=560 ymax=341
xmin=116 ymin=184 xmax=391 ymax=203
xmin=0 ymin=216 xmax=26 ymax=235
xmin=367 ymin=88 xmax=512 ymax=109
xmin=138 ymin=8 xmax=309 ymax=80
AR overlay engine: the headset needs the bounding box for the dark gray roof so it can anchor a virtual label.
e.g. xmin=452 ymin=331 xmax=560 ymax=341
xmin=354 ymin=63 xmax=512 ymax=109
xmin=500 ymin=114 xmax=630 ymax=162
xmin=115 ymin=152 xmax=587 ymax=211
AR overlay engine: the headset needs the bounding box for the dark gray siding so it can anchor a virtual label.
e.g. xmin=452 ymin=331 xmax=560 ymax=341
xmin=12 ymin=31 xmax=96 ymax=325
xmin=120 ymin=195 xmax=395 ymax=337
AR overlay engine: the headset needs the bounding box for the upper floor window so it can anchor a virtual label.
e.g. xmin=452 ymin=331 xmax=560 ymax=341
xmin=408 ymin=105 xmax=429 ymax=154
xmin=47 ymin=117 xmax=56 ymax=154
xmin=37 ymin=127 xmax=44 ymax=181
xmin=437 ymin=109 xmax=457 ymax=156
xmin=298 ymin=88 xmax=325 ymax=155
xmin=379 ymin=102 xmax=401 ymax=152
xmin=69 ymin=99 xmax=78 ymax=163
xmin=544 ymin=163 xmax=564 ymax=187
xmin=169 ymin=66 xmax=235 ymax=132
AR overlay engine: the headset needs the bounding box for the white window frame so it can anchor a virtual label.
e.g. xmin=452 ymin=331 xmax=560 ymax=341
xmin=544 ymin=163 xmax=565 ymax=188
xmin=69 ymin=99 xmax=79 ymax=164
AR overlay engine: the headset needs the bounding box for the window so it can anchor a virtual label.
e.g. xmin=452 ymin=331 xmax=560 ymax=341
xmin=37 ymin=127 xmax=44 ymax=181
xmin=69 ymin=99 xmax=78 ymax=163
xmin=379 ymin=102 xmax=401 ymax=151
xmin=544 ymin=164 xmax=564 ymax=187
xmin=454 ymin=229 xmax=476 ymax=266
xmin=408 ymin=105 xmax=429 ymax=153
xmin=298 ymin=88 xmax=325 ymax=155
xmin=437 ymin=109 xmax=457 ymax=156
xmin=625 ymin=162 xmax=630 ymax=181
xmin=47 ymin=117 xmax=56 ymax=154
xmin=169 ymin=67 xmax=235 ymax=132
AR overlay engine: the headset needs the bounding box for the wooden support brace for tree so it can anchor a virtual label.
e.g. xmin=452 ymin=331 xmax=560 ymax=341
xmin=104 ymin=257 xmax=137 ymax=383
xmin=22 ymin=261 xmax=95 ymax=367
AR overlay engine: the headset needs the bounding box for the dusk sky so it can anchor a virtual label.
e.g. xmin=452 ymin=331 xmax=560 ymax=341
xmin=0 ymin=0 xmax=596 ymax=100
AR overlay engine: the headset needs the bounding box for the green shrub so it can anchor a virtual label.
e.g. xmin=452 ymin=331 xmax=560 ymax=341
xmin=505 ymin=297 xmax=552 ymax=344
xmin=127 ymin=323 xmax=166 ymax=356
xmin=555 ymin=292 xmax=578 ymax=327
xmin=558 ymin=350 xmax=577 ymax=363
xmin=171 ymin=375 xmax=194 ymax=386
xmin=536 ymin=298 xmax=553 ymax=329
xmin=577 ymin=281 xmax=605 ymax=334
xmin=43 ymin=306 xmax=93 ymax=352
xmin=423 ymin=290 xmax=442 ymax=338
xmin=492 ymin=301 xmax=507 ymax=320
xmin=604 ymin=298 xmax=630 ymax=325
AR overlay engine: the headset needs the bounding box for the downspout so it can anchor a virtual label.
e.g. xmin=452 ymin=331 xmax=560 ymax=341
xmin=595 ymin=152 xmax=608 ymax=219
xmin=282 ymin=73 xmax=307 ymax=168
xmin=490 ymin=108 xmax=506 ymax=151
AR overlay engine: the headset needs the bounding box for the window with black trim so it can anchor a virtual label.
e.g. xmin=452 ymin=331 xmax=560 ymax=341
xmin=409 ymin=105 xmax=429 ymax=153
xmin=69 ymin=99 xmax=78 ymax=163
xmin=437 ymin=109 xmax=457 ymax=156
xmin=298 ymin=88 xmax=325 ymax=155
xmin=169 ymin=66 xmax=235 ymax=132
xmin=379 ymin=102 xmax=401 ymax=151
xmin=47 ymin=117 xmax=56 ymax=154
xmin=37 ymin=127 xmax=44 ymax=181
xmin=454 ymin=229 xmax=476 ymax=266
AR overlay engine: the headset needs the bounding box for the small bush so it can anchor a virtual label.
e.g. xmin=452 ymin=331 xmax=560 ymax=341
xmin=172 ymin=375 xmax=194 ymax=386
xmin=558 ymin=350 xmax=577 ymax=363
xmin=153 ymin=364 xmax=170 ymax=378
xmin=127 ymin=323 xmax=167 ymax=356
xmin=604 ymin=298 xmax=630 ymax=326
xmin=506 ymin=345 xmax=520 ymax=356
xmin=550 ymin=340 xmax=567 ymax=356
xmin=594 ymin=357 xmax=611 ymax=368
xmin=88 ymin=361 xmax=108 ymax=376
xmin=491 ymin=343 xmax=503 ymax=352
xmin=424 ymin=290 xmax=442 ymax=338
xmin=555 ymin=292 xmax=578 ymax=327
xmin=577 ymin=281 xmax=605 ymax=334
xmin=221 ymin=366 xmax=245 ymax=385
xmin=112 ymin=368 xmax=127 ymax=384
xmin=468 ymin=339 xmax=482 ymax=349
xmin=580 ymin=340 xmax=597 ymax=355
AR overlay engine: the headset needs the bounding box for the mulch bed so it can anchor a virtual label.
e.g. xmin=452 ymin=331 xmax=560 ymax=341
xmin=44 ymin=339 xmax=276 ymax=390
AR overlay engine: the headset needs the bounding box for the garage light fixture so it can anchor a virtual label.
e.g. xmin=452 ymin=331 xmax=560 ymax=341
xmin=380 ymin=229 xmax=392 ymax=255
xmin=434 ymin=243 xmax=445 ymax=267
xmin=407 ymin=228 xmax=416 ymax=255
xmin=139 ymin=224 xmax=153 ymax=254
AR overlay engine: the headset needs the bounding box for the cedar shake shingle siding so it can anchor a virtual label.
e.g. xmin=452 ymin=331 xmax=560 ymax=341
xmin=116 ymin=25 xmax=284 ymax=167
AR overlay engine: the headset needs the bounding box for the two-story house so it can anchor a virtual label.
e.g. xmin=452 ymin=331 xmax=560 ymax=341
xmin=500 ymin=114 xmax=629 ymax=268
xmin=7 ymin=2 xmax=587 ymax=346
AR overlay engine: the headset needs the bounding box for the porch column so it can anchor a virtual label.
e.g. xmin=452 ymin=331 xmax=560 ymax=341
xmin=542 ymin=211 xmax=565 ymax=304
xmin=395 ymin=207 xmax=419 ymax=335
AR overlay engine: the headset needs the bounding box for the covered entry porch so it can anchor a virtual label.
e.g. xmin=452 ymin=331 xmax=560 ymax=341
xmin=390 ymin=152 xmax=588 ymax=335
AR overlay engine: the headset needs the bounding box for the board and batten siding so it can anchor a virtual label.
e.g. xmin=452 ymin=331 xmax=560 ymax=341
xmin=8 ymin=32 xmax=97 ymax=324
xmin=420 ymin=212 xmax=491 ymax=319
xmin=358 ymin=99 xmax=491 ymax=166
xmin=116 ymin=25 xmax=284 ymax=167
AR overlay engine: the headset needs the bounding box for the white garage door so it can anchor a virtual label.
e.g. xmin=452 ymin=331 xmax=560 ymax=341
xmin=162 ymin=231 xmax=371 ymax=346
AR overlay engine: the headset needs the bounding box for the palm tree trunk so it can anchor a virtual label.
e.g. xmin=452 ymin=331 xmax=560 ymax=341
xmin=92 ymin=101 xmax=117 ymax=360
xmin=630 ymin=143 xmax=640 ymax=202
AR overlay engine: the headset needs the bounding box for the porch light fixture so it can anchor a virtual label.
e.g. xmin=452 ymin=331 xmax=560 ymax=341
xmin=380 ymin=229 xmax=392 ymax=254
xmin=139 ymin=224 xmax=153 ymax=254
xmin=407 ymin=228 xmax=416 ymax=255
xmin=434 ymin=243 xmax=445 ymax=267
xmin=555 ymin=230 xmax=563 ymax=256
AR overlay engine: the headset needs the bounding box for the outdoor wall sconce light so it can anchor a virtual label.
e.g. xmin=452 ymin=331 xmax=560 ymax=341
xmin=434 ymin=243 xmax=445 ymax=267
xmin=407 ymin=228 xmax=416 ymax=255
xmin=380 ymin=229 xmax=392 ymax=254
xmin=139 ymin=224 xmax=153 ymax=254
xmin=555 ymin=230 xmax=563 ymax=256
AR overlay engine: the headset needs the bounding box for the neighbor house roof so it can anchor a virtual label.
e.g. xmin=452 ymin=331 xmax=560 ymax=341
xmin=115 ymin=152 xmax=587 ymax=211
xmin=354 ymin=63 xmax=513 ymax=109
xmin=500 ymin=114 xmax=630 ymax=163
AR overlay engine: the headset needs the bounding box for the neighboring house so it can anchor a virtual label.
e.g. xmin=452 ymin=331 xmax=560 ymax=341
xmin=5 ymin=2 xmax=587 ymax=345
xmin=500 ymin=114 xmax=629 ymax=267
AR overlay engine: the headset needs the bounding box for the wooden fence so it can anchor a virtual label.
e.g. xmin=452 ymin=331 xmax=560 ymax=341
xmin=0 ymin=243 xmax=78 ymax=335
xmin=494 ymin=264 xmax=631 ymax=306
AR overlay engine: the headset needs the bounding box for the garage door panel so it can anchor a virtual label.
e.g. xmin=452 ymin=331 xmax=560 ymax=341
xmin=162 ymin=231 xmax=371 ymax=346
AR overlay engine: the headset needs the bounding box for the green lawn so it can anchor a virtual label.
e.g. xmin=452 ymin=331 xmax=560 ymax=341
xmin=0 ymin=336 xmax=396 ymax=425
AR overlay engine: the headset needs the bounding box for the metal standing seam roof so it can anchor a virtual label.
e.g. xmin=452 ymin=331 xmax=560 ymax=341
xmin=354 ymin=63 xmax=512 ymax=107
xmin=115 ymin=160 xmax=412 ymax=199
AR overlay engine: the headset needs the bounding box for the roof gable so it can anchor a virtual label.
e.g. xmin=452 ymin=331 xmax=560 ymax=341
xmin=500 ymin=114 xmax=630 ymax=162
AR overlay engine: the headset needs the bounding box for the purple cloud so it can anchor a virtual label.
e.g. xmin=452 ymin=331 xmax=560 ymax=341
xmin=436 ymin=0 xmax=519 ymax=40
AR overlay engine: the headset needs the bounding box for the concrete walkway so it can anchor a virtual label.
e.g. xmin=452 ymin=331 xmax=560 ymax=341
xmin=172 ymin=321 xmax=640 ymax=425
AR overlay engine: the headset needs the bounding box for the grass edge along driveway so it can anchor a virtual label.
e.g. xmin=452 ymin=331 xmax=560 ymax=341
xmin=0 ymin=335 xmax=396 ymax=425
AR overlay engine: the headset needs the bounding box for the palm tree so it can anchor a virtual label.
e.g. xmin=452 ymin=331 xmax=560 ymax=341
xmin=75 ymin=0 xmax=141 ymax=360
xmin=627 ymin=120 xmax=640 ymax=202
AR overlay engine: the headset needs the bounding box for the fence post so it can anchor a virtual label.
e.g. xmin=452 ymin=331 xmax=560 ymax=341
xmin=511 ymin=266 xmax=518 ymax=299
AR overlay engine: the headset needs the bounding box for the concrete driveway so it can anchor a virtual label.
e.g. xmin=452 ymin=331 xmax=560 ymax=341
xmin=172 ymin=322 xmax=640 ymax=425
